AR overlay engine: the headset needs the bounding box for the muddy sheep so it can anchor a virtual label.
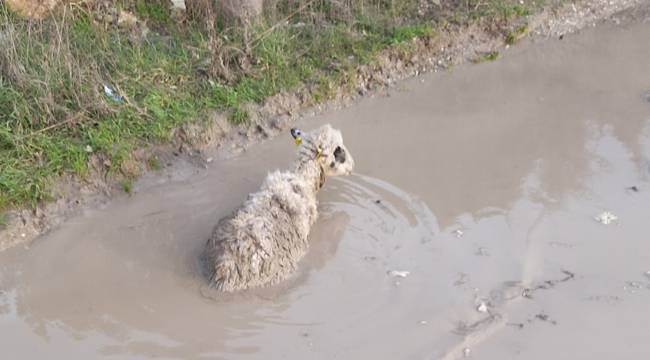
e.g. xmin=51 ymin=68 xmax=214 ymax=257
xmin=205 ymin=124 xmax=355 ymax=292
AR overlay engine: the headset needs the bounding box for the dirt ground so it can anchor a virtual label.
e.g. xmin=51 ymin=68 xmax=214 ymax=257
xmin=1 ymin=1 xmax=650 ymax=359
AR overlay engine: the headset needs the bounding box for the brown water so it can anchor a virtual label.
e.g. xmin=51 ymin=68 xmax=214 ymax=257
xmin=2 ymin=11 xmax=650 ymax=360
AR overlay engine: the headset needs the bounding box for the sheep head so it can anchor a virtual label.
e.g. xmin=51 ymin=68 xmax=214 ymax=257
xmin=291 ymin=124 xmax=354 ymax=177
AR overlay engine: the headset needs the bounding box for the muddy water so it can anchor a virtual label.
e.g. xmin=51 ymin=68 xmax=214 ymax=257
xmin=2 ymin=11 xmax=650 ymax=360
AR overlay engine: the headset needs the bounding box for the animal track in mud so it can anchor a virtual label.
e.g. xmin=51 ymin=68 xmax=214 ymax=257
xmin=453 ymin=270 xmax=576 ymax=336
xmin=453 ymin=313 xmax=503 ymax=336
xmin=522 ymin=270 xmax=575 ymax=299
xmin=506 ymin=312 xmax=558 ymax=329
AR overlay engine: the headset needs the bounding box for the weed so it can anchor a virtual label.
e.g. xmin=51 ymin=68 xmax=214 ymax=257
xmin=0 ymin=212 xmax=7 ymax=229
xmin=147 ymin=156 xmax=162 ymax=171
xmin=506 ymin=24 xmax=529 ymax=45
xmin=120 ymin=179 xmax=134 ymax=194
xmin=473 ymin=51 xmax=500 ymax=63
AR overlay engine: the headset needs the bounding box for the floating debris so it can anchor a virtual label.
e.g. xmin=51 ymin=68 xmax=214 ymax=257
xmin=594 ymin=211 xmax=618 ymax=225
xmin=453 ymin=273 xmax=469 ymax=287
xmin=387 ymin=270 xmax=410 ymax=278
xmin=476 ymin=302 xmax=488 ymax=313
xmin=624 ymin=281 xmax=644 ymax=291
xmin=454 ymin=229 xmax=464 ymax=238
xmin=463 ymin=347 xmax=471 ymax=357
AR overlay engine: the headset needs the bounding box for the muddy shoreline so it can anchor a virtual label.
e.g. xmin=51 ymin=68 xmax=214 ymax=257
xmin=0 ymin=0 xmax=645 ymax=251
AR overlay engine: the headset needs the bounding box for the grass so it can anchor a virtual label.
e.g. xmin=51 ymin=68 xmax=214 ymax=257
xmin=473 ymin=50 xmax=500 ymax=63
xmin=120 ymin=179 xmax=134 ymax=194
xmin=0 ymin=0 xmax=542 ymax=211
xmin=506 ymin=24 xmax=529 ymax=45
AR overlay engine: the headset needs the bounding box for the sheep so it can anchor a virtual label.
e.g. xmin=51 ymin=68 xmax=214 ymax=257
xmin=205 ymin=123 xmax=355 ymax=292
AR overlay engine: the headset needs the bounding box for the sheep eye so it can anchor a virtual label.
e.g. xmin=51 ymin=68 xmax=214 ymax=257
xmin=333 ymin=146 xmax=346 ymax=163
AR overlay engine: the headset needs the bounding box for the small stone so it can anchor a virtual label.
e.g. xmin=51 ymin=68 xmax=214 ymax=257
xmin=84 ymin=145 xmax=93 ymax=153
xmin=20 ymin=233 xmax=26 ymax=238
xmin=419 ymin=320 xmax=428 ymax=325
xmin=206 ymin=157 xmax=213 ymax=163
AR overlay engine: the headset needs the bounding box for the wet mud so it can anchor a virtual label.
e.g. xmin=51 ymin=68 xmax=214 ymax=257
xmin=1 ymin=5 xmax=650 ymax=359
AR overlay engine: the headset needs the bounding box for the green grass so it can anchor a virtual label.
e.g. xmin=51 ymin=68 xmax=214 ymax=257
xmin=506 ymin=24 xmax=529 ymax=45
xmin=147 ymin=156 xmax=161 ymax=171
xmin=120 ymin=179 xmax=134 ymax=194
xmin=0 ymin=0 xmax=544 ymax=211
xmin=473 ymin=50 xmax=500 ymax=63
xmin=0 ymin=212 xmax=7 ymax=229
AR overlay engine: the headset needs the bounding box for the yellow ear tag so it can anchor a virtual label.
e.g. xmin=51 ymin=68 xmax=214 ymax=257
xmin=294 ymin=137 xmax=302 ymax=146
xmin=316 ymin=146 xmax=322 ymax=159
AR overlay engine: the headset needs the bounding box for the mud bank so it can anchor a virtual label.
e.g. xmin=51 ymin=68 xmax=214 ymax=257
xmin=1 ymin=3 xmax=649 ymax=359
xmin=1 ymin=0 xmax=646 ymax=250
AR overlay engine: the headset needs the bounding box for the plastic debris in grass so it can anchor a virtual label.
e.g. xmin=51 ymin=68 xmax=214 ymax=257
xmin=594 ymin=211 xmax=618 ymax=225
xmin=171 ymin=0 xmax=186 ymax=10
xmin=103 ymin=84 xmax=124 ymax=103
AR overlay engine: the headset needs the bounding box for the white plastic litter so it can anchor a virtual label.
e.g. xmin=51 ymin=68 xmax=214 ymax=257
xmin=454 ymin=229 xmax=464 ymax=238
xmin=476 ymin=302 xmax=488 ymax=313
xmin=84 ymin=145 xmax=93 ymax=153
xmin=103 ymin=84 xmax=124 ymax=103
xmin=171 ymin=0 xmax=186 ymax=10
xmin=594 ymin=211 xmax=618 ymax=225
xmin=387 ymin=270 xmax=410 ymax=278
